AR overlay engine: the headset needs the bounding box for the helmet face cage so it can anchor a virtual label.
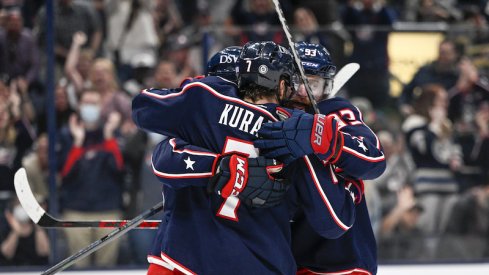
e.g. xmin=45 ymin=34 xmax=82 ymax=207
xmin=238 ymin=41 xmax=298 ymax=97
xmin=295 ymin=42 xmax=336 ymax=99
xmin=206 ymin=46 xmax=242 ymax=83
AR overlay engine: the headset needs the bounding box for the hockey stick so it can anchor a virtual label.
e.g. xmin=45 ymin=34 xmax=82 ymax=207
xmin=14 ymin=168 xmax=161 ymax=229
xmin=272 ymin=0 xmax=320 ymax=114
xmin=42 ymin=200 xmax=164 ymax=275
xmin=328 ymin=63 xmax=360 ymax=98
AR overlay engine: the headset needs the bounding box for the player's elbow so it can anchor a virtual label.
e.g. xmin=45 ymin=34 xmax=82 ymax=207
xmin=361 ymin=159 xmax=387 ymax=180
xmin=313 ymin=223 xmax=349 ymax=239
xmin=310 ymin=216 xmax=353 ymax=239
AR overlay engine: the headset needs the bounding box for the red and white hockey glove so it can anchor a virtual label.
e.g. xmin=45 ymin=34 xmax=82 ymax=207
xmin=208 ymin=154 xmax=288 ymax=208
xmin=254 ymin=108 xmax=343 ymax=165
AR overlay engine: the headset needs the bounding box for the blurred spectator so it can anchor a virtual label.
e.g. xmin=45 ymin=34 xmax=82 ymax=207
xmin=293 ymin=5 xmax=349 ymax=66
xmin=0 ymin=79 xmax=34 ymax=192
xmin=439 ymin=184 xmax=489 ymax=259
xmin=153 ymin=0 xmax=183 ymax=47
xmin=105 ymin=0 xmax=158 ymax=83
xmin=451 ymin=101 xmax=489 ymax=192
xmin=58 ymin=89 xmax=124 ymax=268
xmin=21 ymin=133 xmax=49 ymax=203
xmin=0 ymin=9 xmax=39 ymax=85
xmin=0 ymin=197 xmax=49 ymax=266
xmin=151 ymin=60 xmax=178 ymax=89
xmin=371 ymin=130 xmax=415 ymax=218
xmin=122 ymin=52 xmax=156 ymax=96
xmin=448 ymin=58 xmax=489 ymax=128
xmin=36 ymin=79 xmax=75 ymax=134
xmin=400 ymin=39 xmax=463 ymax=116
xmin=89 ymin=58 xmax=132 ymax=131
xmin=225 ymin=0 xmax=288 ymax=45
xmin=341 ymin=0 xmax=397 ymax=110
xmin=456 ymin=5 xmax=489 ymax=45
xmin=90 ymin=0 xmax=107 ymax=56
xmin=161 ymin=33 xmax=198 ymax=83
xmin=294 ymin=0 xmax=339 ymax=25
xmin=402 ymin=84 xmax=462 ymax=235
xmin=416 ymin=0 xmax=462 ymax=23
xmin=64 ymin=31 xmax=95 ymax=102
xmin=35 ymin=0 xmax=102 ymax=70
xmin=293 ymin=7 xmax=331 ymax=50
xmin=378 ymin=186 xmax=428 ymax=261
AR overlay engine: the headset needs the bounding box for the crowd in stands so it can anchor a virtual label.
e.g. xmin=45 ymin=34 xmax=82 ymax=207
xmin=1 ymin=0 xmax=489 ymax=268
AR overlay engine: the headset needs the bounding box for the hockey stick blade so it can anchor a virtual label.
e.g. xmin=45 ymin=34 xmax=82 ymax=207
xmin=42 ymin=200 xmax=164 ymax=275
xmin=272 ymin=0 xmax=320 ymax=114
xmin=329 ymin=63 xmax=360 ymax=98
xmin=14 ymin=168 xmax=161 ymax=229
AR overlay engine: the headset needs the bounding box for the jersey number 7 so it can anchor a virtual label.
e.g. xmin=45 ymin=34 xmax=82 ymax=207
xmin=216 ymin=137 xmax=259 ymax=221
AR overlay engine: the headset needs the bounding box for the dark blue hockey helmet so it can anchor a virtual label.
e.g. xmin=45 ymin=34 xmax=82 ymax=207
xmin=238 ymin=41 xmax=298 ymax=93
xmin=295 ymin=42 xmax=336 ymax=99
xmin=206 ymin=46 xmax=242 ymax=83
xmin=296 ymin=42 xmax=336 ymax=79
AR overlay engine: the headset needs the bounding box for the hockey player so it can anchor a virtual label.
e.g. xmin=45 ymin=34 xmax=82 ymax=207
xmin=255 ymin=42 xmax=386 ymax=275
xmin=149 ymin=42 xmax=386 ymax=274
xmin=133 ymin=42 xmax=358 ymax=274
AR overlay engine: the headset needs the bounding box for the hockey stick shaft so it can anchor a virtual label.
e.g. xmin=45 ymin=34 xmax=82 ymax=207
xmin=41 ymin=220 xmax=161 ymax=229
xmin=42 ymin=201 xmax=164 ymax=275
xmin=272 ymin=0 xmax=320 ymax=114
xmin=14 ymin=168 xmax=162 ymax=229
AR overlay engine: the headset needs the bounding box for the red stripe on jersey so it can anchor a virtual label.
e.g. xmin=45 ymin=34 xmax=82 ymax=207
xmin=303 ymin=156 xmax=351 ymax=231
xmin=169 ymin=138 xmax=218 ymax=157
xmin=342 ymin=147 xmax=385 ymax=163
xmin=160 ymin=252 xmax=197 ymax=275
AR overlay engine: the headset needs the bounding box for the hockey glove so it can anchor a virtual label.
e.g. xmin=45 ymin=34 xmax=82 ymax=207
xmin=254 ymin=108 xmax=343 ymax=165
xmin=208 ymin=154 xmax=288 ymax=208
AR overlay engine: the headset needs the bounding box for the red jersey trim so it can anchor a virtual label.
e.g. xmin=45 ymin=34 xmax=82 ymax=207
xmin=160 ymin=252 xmax=197 ymax=275
xmin=141 ymin=82 xmax=278 ymax=122
xmin=303 ymin=156 xmax=352 ymax=231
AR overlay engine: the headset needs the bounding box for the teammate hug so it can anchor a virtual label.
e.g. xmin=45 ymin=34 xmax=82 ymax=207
xmin=132 ymin=41 xmax=386 ymax=275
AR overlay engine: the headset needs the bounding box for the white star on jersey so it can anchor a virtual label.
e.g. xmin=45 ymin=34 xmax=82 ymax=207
xmin=357 ymin=139 xmax=368 ymax=152
xmin=184 ymin=157 xmax=195 ymax=170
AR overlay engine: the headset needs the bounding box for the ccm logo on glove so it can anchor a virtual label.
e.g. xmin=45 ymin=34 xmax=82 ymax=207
xmin=221 ymin=155 xmax=248 ymax=198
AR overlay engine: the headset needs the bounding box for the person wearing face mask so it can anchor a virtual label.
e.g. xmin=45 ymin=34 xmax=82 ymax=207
xmin=0 ymin=197 xmax=49 ymax=266
xmin=57 ymin=89 xmax=124 ymax=268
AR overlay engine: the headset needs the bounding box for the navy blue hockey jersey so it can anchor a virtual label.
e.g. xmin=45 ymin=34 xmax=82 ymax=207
xmin=150 ymin=97 xmax=386 ymax=274
xmin=132 ymin=77 xmax=357 ymax=274
xmin=291 ymin=98 xmax=385 ymax=275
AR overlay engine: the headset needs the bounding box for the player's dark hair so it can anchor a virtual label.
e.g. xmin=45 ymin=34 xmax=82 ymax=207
xmin=241 ymin=76 xmax=290 ymax=103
